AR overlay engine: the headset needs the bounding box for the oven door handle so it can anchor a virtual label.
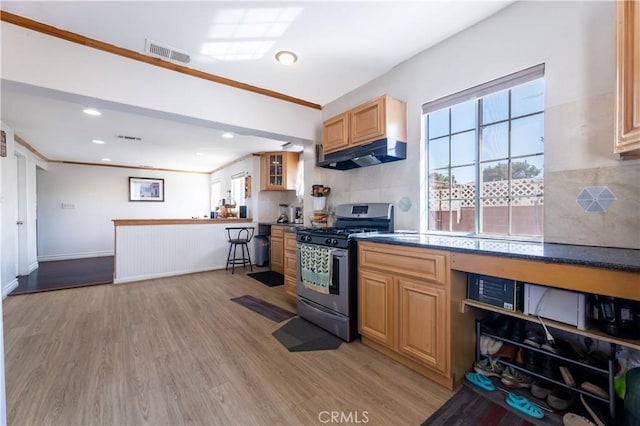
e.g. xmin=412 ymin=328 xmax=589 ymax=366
xmin=330 ymin=253 xmax=340 ymax=295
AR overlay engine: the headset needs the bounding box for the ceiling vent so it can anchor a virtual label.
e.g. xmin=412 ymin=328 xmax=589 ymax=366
xmin=117 ymin=135 xmax=142 ymax=141
xmin=145 ymin=39 xmax=191 ymax=64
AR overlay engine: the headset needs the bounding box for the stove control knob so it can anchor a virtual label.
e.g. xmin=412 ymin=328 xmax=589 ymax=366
xmin=332 ymin=239 xmax=338 ymax=245
xmin=305 ymin=236 xmax=312 ymax=242
xmin=325 ymin=238 xmax=332 ymax=244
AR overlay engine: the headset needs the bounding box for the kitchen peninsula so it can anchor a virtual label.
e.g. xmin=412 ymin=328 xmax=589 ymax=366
xmin=113 ymin=218 xmax=253 ymax=284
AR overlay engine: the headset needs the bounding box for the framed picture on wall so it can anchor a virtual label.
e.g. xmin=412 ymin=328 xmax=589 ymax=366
xmin=129 ymin=177 xmax=164 ymax=202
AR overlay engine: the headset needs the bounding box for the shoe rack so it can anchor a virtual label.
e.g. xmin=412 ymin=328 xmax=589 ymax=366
xmin=474 ymin=319 xmax=618 ymax=420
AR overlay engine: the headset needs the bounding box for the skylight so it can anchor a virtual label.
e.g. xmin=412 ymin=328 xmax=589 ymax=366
xmin=202 ymin=7 xmax=302 ymax=61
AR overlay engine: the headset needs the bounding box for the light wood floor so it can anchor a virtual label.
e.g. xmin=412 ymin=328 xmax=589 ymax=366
xmin=3 ymin=268 xmax=453 ymax=426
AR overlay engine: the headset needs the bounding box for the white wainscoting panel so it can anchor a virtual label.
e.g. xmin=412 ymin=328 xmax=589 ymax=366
xmin=114 ymin=223 xmax=256 ymax=284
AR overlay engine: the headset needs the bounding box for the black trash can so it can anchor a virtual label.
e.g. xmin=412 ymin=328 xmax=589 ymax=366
xmin=254 ymin=235 xmax=269 ymax=267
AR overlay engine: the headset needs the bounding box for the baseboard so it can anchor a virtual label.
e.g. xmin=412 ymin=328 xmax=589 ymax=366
xmin=28 ymin=261 xmax=39 ymax=274
xmin=3 ymin=278 xmax=18 ymax=299
xmin=113 ymin=265 xmax=225 ymax=284
xmin=38 ymin=251 xmax=114 ymax=262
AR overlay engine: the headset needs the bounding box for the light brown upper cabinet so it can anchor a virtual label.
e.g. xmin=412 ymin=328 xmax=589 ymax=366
xmin=322 ymin=95 xmax=407 ymax=155
xmin=615 ymin=0 xmax=640 ymax=158
xmin=260 ymin=151 xmax=299 ymax=191
xmin=322 ymin=113 xmax=350 ymax=154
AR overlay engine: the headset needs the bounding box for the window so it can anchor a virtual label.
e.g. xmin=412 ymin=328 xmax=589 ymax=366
xmin=231 ymin=174 xmax=246 ymax=207
xmin=211 ymin=180 xmax=221 ymax=210
xmin=424 ymin=64 xmax=544 ymax=238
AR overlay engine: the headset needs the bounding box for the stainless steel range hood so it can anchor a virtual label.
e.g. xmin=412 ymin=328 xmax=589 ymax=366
xmin=316 ymin=138 xmax=407 ymax=170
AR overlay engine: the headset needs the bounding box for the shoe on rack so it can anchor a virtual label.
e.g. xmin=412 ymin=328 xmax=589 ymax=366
xmin=559 ymin=366 xmax=576 ymax=387
xmin=547 ymin=388 xmax=574 ymax=411
xmin=563 ymin=412 xmax=594 ymax=425
xmin=524 ymin=349 xmax=543 ymax=372
xmin=480 ymin=312 xmax=507 ymax=335
xmin=474 ymin=357 xmax=504 ymax=378
xmin=580 ymin=382 xmax=608 ymax=399
xmin=492 ymin=342 xmax=518 ymax=362
xmin=523 ymin=329 xmax=544 ymax=348
xmin=542 ymin=355 xmax=561 ymax=381
xmin=579 ymin=394 xmax=607 ymax=426
xmin=501 ymin=366 xmax=534 ymax=389
xmin=541 ymin=340 xmax=561 ymax=354
xmin=480 ymin=335 xmax=503 ymax=356
xmin=531 ymin=380 xmax=553 ymax=399
xmin=510 ymin=319 xmax=526 ymax=342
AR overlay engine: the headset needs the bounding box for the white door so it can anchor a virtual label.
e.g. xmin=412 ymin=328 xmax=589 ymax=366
xmin=16 ymin=153 xmax=28 ymax=276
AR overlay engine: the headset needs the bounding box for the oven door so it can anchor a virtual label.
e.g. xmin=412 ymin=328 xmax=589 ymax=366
xmin=296 ymin=244 xmax=350 ymax=316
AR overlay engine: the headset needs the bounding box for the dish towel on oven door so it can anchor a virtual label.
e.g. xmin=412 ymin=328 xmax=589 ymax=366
xmin=300 ymin=244 xmax=333 ymax=294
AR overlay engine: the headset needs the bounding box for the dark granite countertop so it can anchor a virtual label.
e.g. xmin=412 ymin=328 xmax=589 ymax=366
xmin=353 ymin=234 xmax=640 ymax=272
xmin=259 ymin=222 xmax=305 ymax=227
xmin=257 ymin=222 xmax=305 ymax=235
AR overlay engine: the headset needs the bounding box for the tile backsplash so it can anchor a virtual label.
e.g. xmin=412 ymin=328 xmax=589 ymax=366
xmin=545 ymin=164 xmax=639 ymax=248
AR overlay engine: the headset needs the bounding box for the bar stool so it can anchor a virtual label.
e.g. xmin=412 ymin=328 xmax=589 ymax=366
xmin=225 ymin=227 xmax=254 ymax=274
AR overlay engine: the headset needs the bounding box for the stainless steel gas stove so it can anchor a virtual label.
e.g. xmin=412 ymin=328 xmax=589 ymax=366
xmin=296 ymin=203 xmax=394 ymax=341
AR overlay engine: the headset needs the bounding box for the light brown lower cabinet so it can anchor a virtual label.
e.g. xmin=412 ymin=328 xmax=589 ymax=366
xmin=270 ymin=226 xmax=284 ymax=275
xmin=284 ymin=231 xmax=297 ymax=301
xmin=358 ymin=241 xmax=473 ymax=390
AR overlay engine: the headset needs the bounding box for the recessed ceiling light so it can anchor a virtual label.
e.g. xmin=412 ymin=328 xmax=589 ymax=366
xmin=83 ymin=107 xmax=102 ymax=116
xmin=92 ymin=139 xmax=105 ymax=144
xmin=101 ymin=158 xmax=112 ymax=162
xmin=196 ymin=152 xmax=204 ymax=156
xmin=275 ymin=50 xmax=297 ymax=65
xmin=222 ymin=132 xmax=234 ymax=139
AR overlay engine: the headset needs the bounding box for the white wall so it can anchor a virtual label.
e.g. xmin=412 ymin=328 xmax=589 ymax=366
xmin=210 ymin=155 xmax=300 ymax=224
xmin=36 ymin=163 xmax=211 ymax=260
xmin=1 ymin=21 xmax=321 ymax=144
xmin=316 ymin=1 xmax=640 ymax=248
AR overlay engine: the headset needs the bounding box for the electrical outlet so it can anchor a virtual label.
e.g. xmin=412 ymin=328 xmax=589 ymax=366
xmin=61 ymin=203 xmax=76 ymax=209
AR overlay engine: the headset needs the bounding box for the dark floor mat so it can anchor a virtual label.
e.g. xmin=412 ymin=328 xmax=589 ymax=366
xmin=247 ymin=271 xmax=284 ymax=287
xmin=230 ymin=295 xmax=296 ymax=323
xmin=273 ymin=317 xmax=343 ymax=352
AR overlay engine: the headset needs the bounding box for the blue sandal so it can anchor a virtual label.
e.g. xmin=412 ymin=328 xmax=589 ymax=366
xmin=465 ymin=372 xmax=495 ymax=391
xmin=505 ymin=392 xmax=544 ymax=419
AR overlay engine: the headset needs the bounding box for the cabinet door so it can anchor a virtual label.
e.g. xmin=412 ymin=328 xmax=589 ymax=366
xmin=350 ymin=97 xmax=385 ymax=145
xmin=398 ymin=278 xmax=448 ymax=375
xmin=270 ymin=237 xmax=284 ymax=274
xmin=615 ymin=0 xmax=640 ymax=156
xmin=260 ymin=152 xmax=299 ymax=191
xmin=358 ymin=269 xmax=396 ymax=348
xmin=323 ymin=113 xmax=350 ymax=154
xmin=270 ymin=227 xmax=284 ymax=274
xmin=284 ymin=251 xmax=297 ymax=299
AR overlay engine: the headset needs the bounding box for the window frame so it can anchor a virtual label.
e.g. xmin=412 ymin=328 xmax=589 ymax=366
xmin=423 ymin=64 xmax=545 ymax=240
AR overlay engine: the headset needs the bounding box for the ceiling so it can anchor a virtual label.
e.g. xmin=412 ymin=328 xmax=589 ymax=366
xmin=1 ymin=1 xmax=513 ymax=173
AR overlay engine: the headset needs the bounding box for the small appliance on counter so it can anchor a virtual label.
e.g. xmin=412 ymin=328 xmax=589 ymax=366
xmin=276 ymin=204 xmax=289 ymax=223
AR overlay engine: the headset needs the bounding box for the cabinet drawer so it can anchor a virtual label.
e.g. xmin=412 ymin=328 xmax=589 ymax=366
xmin=359 ymin=242 xmax=448 ymax=285
xmin=271 ymin=226 xmax=284 ymax=238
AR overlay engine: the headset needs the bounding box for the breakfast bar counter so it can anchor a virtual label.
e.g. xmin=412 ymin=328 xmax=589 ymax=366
xmin=113 ymin=218 xmax=254 ymax=284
